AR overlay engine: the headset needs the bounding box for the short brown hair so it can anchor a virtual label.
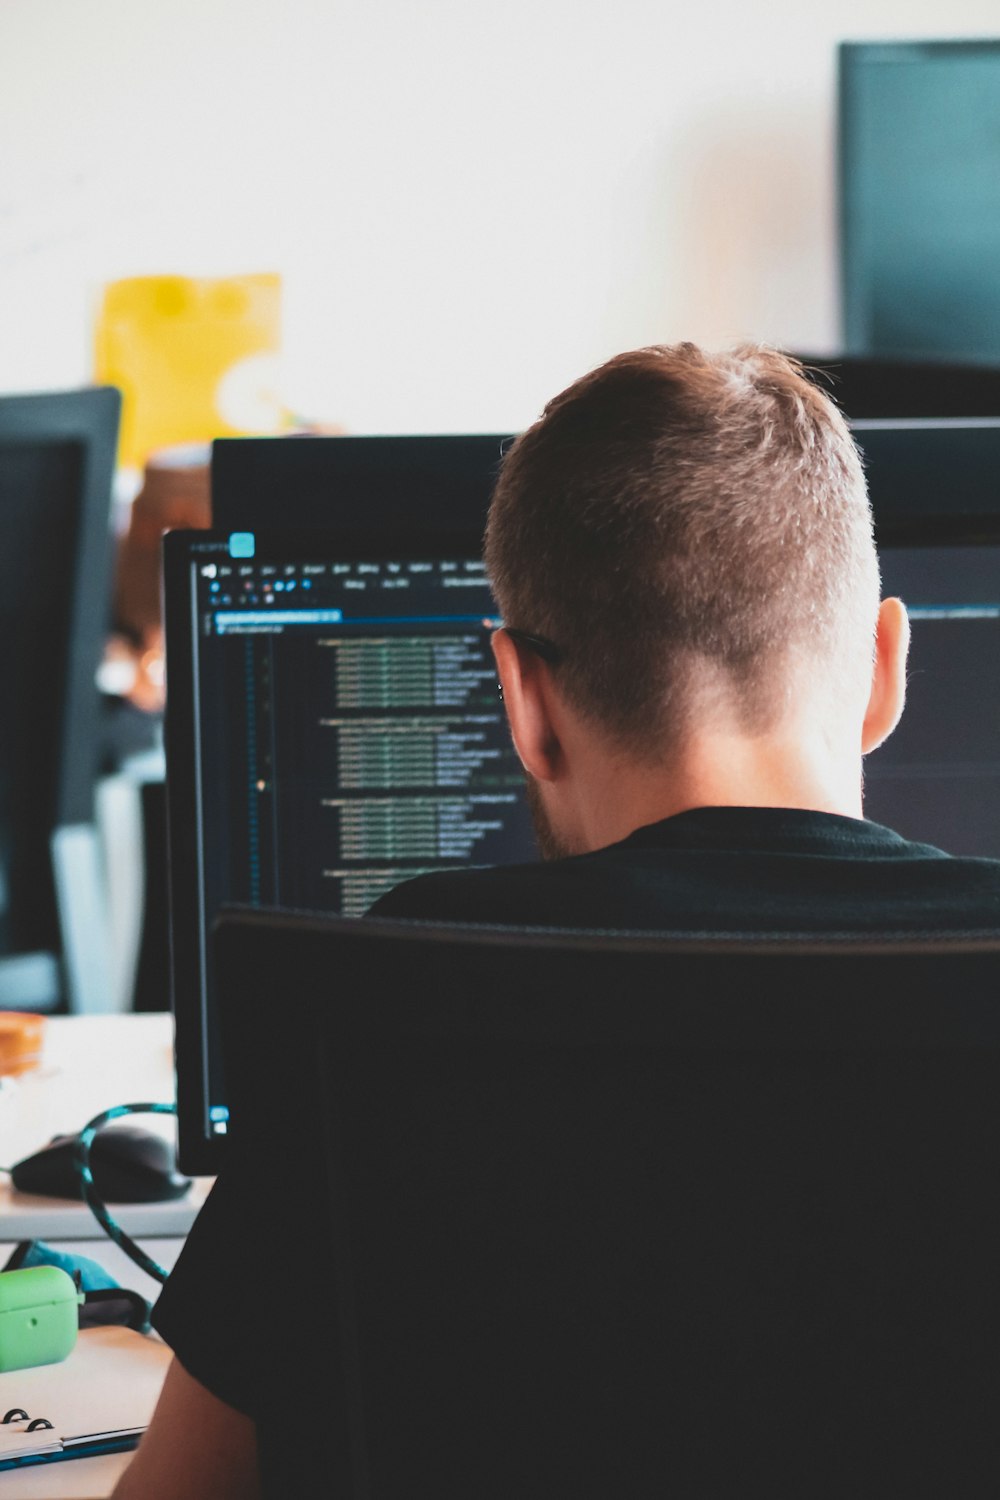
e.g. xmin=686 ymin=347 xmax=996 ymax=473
xmin=484 ymin=342 xmax=879 ymax=754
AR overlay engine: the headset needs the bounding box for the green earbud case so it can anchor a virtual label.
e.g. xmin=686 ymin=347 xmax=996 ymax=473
xmin=0 ymin=1266 xmax=83 ymax=1373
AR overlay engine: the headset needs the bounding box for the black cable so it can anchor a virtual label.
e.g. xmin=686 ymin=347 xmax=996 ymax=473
xmin=74 ymin=1103 xmax=178 ymax=1284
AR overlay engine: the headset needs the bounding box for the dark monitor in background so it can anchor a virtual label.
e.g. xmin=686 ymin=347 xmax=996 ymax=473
xmin=0 ymin=387 xmax=121 ymax=1012
xmin=839 ymin=40 xmax=1000 ymax=363
xmin=165 ymin=527 xmax=535 ymax=1172
xmin=795 ymin=355 xmax=1000 ymax=421
xmin=212 ymin=420 xmax=1000 ymax=539
xmin=856 ymin=420 xmax=1000 ymax=853
xmin=870 ymin=530 xmax=1000 ymax=857
xmin=853 ymin=418 xmax=1000 ymax=530
xmin=211 ymin=434 xmax=512 ymax=534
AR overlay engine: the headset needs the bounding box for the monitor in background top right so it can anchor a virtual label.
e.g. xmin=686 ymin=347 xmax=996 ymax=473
xmin=839 ymin=39 xmax=1000 ymax=363
xmin=857 ymin=418 xmax=1000 ymax=858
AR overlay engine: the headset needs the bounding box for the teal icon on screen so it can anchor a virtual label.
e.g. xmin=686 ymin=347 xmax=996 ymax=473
xmin=228 ymin=532 xmax=255 ymax=559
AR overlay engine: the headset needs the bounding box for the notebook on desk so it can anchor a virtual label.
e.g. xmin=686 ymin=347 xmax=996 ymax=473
xmin=0 ymin=1326 xmax=170 ymax=1472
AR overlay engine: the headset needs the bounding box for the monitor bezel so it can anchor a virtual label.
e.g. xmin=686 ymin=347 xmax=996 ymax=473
xmin=164 ymin=524 xmax=497 ymax=1174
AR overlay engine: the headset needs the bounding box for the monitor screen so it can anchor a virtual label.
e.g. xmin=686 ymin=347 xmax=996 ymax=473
xmin=165 ymin=529 xmax=537 ymax=1170
xmin=839 ymin=40 xmax=1000 ymax=362
xmin=852 ymin=419 xmax=1000 ymax=528
xmin=0 ymin=441 xmax=83 ymax=969
xmin=866 ymin=540 xmax=1000 ymax=856
xmin=0 ymin=387 xmax=119 ymax=1012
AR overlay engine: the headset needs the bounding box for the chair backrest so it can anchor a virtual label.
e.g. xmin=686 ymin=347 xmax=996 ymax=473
xmin=215 ymin=909 xmax=1000 ymax=1495
xmin=0 ymin=387 xmax=120 ymax=1011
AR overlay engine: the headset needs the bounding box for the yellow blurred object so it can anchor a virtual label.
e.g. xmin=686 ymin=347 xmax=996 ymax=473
xmin=0 ymin=1012 xmax=46 ymax=1076
xmin=94 ymin=273 xmax=285 ymax=470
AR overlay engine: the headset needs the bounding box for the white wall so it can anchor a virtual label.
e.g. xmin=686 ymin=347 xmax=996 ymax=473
xmin=2 ymin=0 xmax=998 ymax=434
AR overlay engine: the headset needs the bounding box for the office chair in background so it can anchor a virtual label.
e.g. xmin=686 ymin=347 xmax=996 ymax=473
xmin=216 ymin=910 xmax=1000 ymax=1496
xmin=0 ymin=387 xmax=120 ymax=1012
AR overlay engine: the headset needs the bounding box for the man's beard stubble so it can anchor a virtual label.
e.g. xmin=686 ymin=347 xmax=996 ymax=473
xmin=525 ymin=774 xmax=573 ymax=862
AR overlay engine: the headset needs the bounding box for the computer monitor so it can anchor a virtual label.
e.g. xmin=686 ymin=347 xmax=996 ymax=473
xmin=211 ymin=434 xmax=512 ymax=534
xmin=866 ymin=527 xmax=1000 ymax=855
xmin=165 ymin=527 xmax=536 ymax=1172
xmin=840 ymin=39 xmax=1000 ymax=362
xmin=853 ymin=418 xmax=1000 ymax=529
xmin=0 ymin=387 xmax=120 ymax=1012
xmin=854 ymin=419 xmax=1000 ymax=848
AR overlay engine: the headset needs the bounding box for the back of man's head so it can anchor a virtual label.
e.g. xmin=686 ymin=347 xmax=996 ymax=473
xmin=485 ymin=343 xmax=880 ymax=758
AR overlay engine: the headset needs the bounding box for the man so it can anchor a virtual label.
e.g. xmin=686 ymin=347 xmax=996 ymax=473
xmin=370 ymin=341 xmax=999 ymax=932
xmin=116 ymin=344 xmax=1000 ymax=1497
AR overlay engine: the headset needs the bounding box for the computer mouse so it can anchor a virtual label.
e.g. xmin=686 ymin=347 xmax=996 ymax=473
xmin=11 ymin=1126 xmax=193 ymax=1204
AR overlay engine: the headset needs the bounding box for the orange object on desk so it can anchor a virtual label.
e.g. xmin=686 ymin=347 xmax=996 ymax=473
xmin=0 ymin=1012 xmax=46 ymax=1075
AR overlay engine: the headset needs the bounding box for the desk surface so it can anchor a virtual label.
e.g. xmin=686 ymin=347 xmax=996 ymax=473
xmin=0 ymin=1015 xmax=207 ymax=1497
xmin=0 ymin=1014 xmax=212 ymax=1242
xmin=0 ymin=1455 xmax=128 ymax=1499
xmin=0 ymin=1329 xmax=172 ymax=1500
xmin=0 ymin=1448 xmax=130 ymax=1500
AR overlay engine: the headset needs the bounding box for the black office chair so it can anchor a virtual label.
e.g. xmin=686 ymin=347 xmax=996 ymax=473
xmin=0 ymin=387 xmax=120 ymax=1011
xmin=215 ymin=910 xmax=1000 ymax=1497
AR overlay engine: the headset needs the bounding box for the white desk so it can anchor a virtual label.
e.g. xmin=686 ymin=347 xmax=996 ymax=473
xmin=0 ymin=1015 xmax=212 ymax=1497
xmin=0 ymin=1014 xmax=212 ymax=1245
xmin=0 ymin=1459 xmax=130 ymax=1500
xmin=0 ymin=1330 xmax=172 ymax=1500
xmin=0 ymin=1449 xmax=132 ymax=1500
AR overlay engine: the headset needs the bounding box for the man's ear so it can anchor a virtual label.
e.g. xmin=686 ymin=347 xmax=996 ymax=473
xmin=492 ymin=629 xmax=563 ymax=782
xmin=862 ymin=597 xmax=910 ymax=754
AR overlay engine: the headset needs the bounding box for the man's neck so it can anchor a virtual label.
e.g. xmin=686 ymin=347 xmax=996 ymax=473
xmin=561 ymin=723 xmax=865 ymax=855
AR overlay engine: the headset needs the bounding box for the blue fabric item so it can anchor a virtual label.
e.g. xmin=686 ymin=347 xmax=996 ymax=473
xmin=3 ymin=1238 xmax=121 ymax=1292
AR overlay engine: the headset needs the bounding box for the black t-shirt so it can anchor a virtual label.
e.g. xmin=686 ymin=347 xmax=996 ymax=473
xmin=369 ymin=805 xmax=1000 ymax=933
xmin=152 ymin=807 xmax=1000 ymax=1422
